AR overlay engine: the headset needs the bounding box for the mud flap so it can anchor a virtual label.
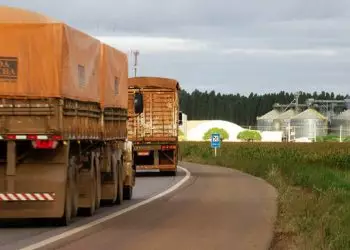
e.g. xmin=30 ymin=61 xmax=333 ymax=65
xmin=0 ymin=142 xmax=69 ymax=219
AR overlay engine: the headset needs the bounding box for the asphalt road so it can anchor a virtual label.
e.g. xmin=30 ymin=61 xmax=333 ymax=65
xmin=24 ymin=162 xmax=277 ymax=250
xmin=0 ymin=170 xmax=185 ymax=250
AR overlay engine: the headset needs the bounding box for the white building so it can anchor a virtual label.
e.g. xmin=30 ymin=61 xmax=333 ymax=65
xmin=185 ymin=120 xmax=245 ymax=141
xmin=260 ymin=131 xmax=283 ymax=142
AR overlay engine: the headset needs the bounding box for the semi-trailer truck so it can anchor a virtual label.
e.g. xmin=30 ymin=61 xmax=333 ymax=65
xmin=127 ymin=77 xmax=182 ymax=176
xmin=0 ymin=6 xmax=138 ymax=226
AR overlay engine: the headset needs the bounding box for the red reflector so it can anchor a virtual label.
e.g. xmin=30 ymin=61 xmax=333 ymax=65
xmin=6 ymin=135 xmax=16 ymax=140
xmin=32 ymin=140 xmax=58 ymax=149
xmin=51 ymin=135 xmax=62 ymax=140
xmin=27 ymin=135 xmax=37 ymax=140
xmin=161 ymin=145 xmax=176 ymax=150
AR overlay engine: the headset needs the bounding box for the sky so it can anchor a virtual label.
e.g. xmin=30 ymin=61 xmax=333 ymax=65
xmin=1 ymin=0 xmax=350 ymax=96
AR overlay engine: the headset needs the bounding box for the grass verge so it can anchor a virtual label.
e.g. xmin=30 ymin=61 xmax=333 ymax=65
xmin=179 ymin=142 xmax=350 ymax=250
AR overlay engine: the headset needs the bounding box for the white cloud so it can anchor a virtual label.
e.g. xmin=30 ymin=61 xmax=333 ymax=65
xmin=95 ymin=36 xmax=208 ymax=54
xmin=221 ymin=48 xmax=338 ymax=56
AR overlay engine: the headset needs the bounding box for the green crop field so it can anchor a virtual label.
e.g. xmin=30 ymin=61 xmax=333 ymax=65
xmin=179 ymin=142 xmax=350 ymax=250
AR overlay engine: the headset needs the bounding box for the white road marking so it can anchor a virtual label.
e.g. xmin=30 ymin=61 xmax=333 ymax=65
xmin=20 ymin=166 xmax=191 ymax=250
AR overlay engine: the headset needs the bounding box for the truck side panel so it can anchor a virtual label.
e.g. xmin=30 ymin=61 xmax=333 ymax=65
xmin=100 ymin=43 xmax=128 ymax=139
xmin=0 ymin=98 xmax=101 ymax=139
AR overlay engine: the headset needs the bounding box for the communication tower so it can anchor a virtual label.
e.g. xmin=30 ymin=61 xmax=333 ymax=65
xmin=130 ymin=50 xmax=140 ymax=77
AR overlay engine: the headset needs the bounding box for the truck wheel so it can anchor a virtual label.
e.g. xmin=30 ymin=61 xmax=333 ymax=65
xmin=123 ymin=186 xmax=133 ymax=200
xmin=168 ymin=170 xmax=177 ymax=176
xmin=56 ymin=180 xmax=72 ymax=226
xmin=79 ymin=164 xmax=97 ymax=216
xmin=94 ymin=153 xmax=101 ymax=210
xmin=88 ymin=168 xmax=97 ymax=216
xmin=70 ymin=166 xmax=79 ymax=218
xmin=108 ymin=152 xmax=118 ymax=204
xmin=115 ymin=161 xmax=123 ymax=205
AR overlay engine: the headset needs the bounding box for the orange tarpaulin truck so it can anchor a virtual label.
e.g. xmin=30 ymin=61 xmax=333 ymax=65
xmin=127 ymin=77 xmax=183 ymax=176
xmin=0 ymin=6 xmax=137 ymax=226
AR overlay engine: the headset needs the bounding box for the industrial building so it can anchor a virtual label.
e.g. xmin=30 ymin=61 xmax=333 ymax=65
xmin=257 ymin=109 xmax=281 ymax=131
xmin=331 ymin=109 xmax=350 ymax=137
xmin=272 ymin=109 xmax=298 ymax=138
xmin=256 ymin=92 xmax=350 ymax=142
xmin=290 ymin=108 xmax=328 ymax=140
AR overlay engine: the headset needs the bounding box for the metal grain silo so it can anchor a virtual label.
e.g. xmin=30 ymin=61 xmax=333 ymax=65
xmin=257 ymin=109 xmax=281 ymax=131
xmin=290 ymin=108 xmax=328 ymax=139
xmin=331 ymin=110 xmax=350 ymax=137
xmin=272 ymin=109 xmax=297 ymax=134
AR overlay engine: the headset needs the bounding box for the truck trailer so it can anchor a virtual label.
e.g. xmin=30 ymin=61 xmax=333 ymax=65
xmin=0 ymin=6 xmax=138 ymax=226
xmin=127 ymin=77 xmax=182 ymax=176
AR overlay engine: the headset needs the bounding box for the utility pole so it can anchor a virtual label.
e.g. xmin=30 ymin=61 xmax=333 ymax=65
xmin=131 ymin=50 xmax=140 ymax=77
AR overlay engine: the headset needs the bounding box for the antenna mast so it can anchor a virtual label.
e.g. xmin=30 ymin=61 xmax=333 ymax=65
xmin=131 ymin=50 xmax=140 ymax=77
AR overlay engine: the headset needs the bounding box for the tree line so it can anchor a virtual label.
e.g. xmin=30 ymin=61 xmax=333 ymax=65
xmin=179 ymin=89 xmax=347 ymax=127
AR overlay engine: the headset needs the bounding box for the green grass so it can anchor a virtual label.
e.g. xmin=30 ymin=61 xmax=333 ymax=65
xmin=316 ymin=135 xmax=350 ymax=142
xmin=179 ymin=142 xmax=350 ymax=250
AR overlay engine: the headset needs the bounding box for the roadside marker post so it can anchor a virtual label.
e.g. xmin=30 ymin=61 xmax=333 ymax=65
xmin=210 ymin=133 xmax=221 ymax=157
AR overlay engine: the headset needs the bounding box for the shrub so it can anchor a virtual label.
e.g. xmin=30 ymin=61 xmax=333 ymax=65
xmin=237 ymin=129 xmax=262 ymax=141
xmin=202 ymin=127 xmax=229 ymax=141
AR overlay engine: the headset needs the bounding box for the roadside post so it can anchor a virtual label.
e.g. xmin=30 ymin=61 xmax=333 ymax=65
xmin=211 ymin=133 xmax=221 ymax=157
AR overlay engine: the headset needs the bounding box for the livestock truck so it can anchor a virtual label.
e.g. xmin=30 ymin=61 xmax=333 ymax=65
xmin=0 ymin=6 xmax=138 ymax=226
xmin=127 ymin=77 xmax=183 ymax=176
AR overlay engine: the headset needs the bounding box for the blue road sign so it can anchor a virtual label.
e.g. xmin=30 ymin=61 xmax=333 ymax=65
xmin=211 ymin=133 xmax=221 ymax=148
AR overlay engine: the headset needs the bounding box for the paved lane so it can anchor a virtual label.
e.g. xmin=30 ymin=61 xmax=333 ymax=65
xmin=0 ymin=170 xmax=186 ymax=250
xmin=43 ymin=162 xmax=277 ymax=250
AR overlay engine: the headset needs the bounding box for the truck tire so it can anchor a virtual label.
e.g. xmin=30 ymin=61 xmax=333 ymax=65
xmin=115 ymin=161 xmax=123 ymax=205
xmin=70 ymin=165 xmax=79 ymax=218
xmin=56 ymin=179 xmax=72 ymax=226
xmin=168 ymin=170 xmax=177 ymax=176
xmin=106 ymin=151 xmax=118 ymax=204
xmin=87 ymin=167 xmax=97 ymax=216
xmin=79 ymin=164 xmax=97 ymax=217
xmin=94 ymin=152 xmax=101 ymax=210
xmin=123 ymin=186 xmax=133 ymax=200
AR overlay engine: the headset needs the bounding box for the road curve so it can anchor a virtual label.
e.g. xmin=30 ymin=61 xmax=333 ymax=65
xmin=37 ymin=162 xmax=278 ymax=250
xmin=0 ymin=170 xmax=186 ymax=250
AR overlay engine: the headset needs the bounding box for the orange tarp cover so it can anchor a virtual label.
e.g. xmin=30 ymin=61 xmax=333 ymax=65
xmin=0 ymin=6 xmax=101 ymax=102
xmin=100 ymin=44 xmax=128 ymax=109
xmin=128 ymin=77 xmax=180 ymax=90
xmin=0 ymin=6 xmax=57 ymax=23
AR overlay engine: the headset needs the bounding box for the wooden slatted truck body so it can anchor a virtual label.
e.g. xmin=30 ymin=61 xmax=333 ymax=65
xmin=0 ymin=6 xmax=137 ymax=225
xmin=127 ymin=77 xmax=183 ymax=175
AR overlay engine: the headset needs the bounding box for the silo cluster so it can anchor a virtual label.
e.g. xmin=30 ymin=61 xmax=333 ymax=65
xmin=290 ymin=108 xmax=328 ymax=139
xmin=256 ymin=96 xmax=350 ymax=141
xmin=257 ymin=109 xmax=281 ymax=131
xmin=257 ymin=108 xmax=328 ymax=140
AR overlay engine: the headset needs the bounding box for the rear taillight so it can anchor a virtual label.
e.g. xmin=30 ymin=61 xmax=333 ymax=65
xmin=32 ymin=140 xmax=59 ymax=149
xmin=137 ymin=151 xmax=150 ymax=156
